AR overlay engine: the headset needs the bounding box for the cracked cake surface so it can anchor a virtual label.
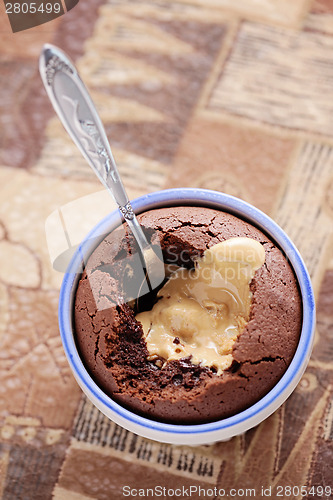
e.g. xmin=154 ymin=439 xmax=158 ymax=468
xmin=74 ymin=206 xmax=302 ymax=424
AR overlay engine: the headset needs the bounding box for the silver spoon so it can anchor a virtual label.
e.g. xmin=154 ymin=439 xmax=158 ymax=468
xmin=39 ymin=44 xmax=165 ymax=301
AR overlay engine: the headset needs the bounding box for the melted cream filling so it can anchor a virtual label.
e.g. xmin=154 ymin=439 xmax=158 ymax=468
xmin=136 ymin=238 xmax=265 ymax=374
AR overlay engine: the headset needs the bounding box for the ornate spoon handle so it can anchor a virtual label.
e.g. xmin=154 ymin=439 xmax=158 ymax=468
xmin=39 ymin=44 xmax=150 ymax=255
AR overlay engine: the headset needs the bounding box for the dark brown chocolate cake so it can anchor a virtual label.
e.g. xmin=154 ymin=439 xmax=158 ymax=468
xmin=74 ymin=206 xmax=302 ymax=424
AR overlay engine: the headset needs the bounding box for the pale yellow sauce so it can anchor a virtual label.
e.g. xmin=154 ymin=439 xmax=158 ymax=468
xmin=136 ymin=238 xmax=265 ymax=374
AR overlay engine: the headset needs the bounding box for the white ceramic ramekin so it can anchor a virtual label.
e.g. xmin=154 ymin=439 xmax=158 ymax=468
xmin=58 ymin=188 xmax=315 ymax=445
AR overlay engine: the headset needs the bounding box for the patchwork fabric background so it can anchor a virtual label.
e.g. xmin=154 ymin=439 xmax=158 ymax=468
xmin=0 ymin=0 xmax=332 ymax=498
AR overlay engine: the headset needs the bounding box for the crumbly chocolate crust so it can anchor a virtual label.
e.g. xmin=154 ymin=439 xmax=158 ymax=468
xmin=74 ymin=206 xmax=302 ymax=424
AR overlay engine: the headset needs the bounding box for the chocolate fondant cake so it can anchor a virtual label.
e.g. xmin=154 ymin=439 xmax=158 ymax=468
xmin=74 ymin=206 xmax=302 ymax=424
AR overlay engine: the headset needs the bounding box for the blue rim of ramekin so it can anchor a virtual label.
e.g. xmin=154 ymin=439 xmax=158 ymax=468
xmin=59 ymin=188 xmax=315 ymax=435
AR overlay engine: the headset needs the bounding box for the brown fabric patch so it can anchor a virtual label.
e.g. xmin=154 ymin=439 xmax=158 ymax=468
xmin=168 ymin=118 xmax=296 ymax=214
xmin=58 ymin=446 xmax=214 ymax=500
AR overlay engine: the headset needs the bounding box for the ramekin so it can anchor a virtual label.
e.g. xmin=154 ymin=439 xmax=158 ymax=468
xmin=58 ymin=188 xmax=315 ymax=445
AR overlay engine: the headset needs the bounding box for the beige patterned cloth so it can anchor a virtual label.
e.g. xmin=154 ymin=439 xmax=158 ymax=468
xmin=0 ymin=1 xmax=332 ymax=499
